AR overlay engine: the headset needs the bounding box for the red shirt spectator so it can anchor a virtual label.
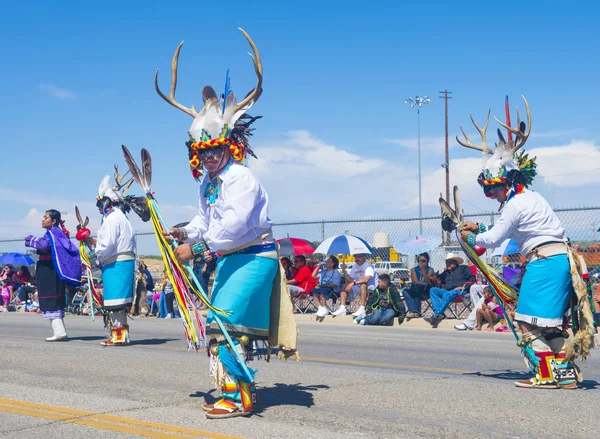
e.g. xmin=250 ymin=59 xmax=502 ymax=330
xmin=286 ymin=255 xmax=317 ymax=297
xmin=293 ymin=265 xmax=314 ymax=291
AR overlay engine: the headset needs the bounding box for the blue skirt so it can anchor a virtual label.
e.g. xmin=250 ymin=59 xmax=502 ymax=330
xmin=515 ymin=254 xmax=572 ymax=327
xmin=207 ymin=253 xmax=278 ymax=340
xmin=102 ymin=259 xmax=135 ymax=311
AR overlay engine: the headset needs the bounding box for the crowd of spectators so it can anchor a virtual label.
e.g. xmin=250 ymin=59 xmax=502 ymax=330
xmin=283 ymin=250 xmax=536 ymax=332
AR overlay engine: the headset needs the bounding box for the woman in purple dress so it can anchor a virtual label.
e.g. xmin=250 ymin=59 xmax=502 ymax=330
xmin=25 ymin=210 xmax=82 ymax=341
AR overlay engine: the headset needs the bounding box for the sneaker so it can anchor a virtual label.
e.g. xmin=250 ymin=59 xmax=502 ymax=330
xmin=165 ymin=313 xmax=172 ymax=319
xmin=315 ymin=307 xmax=328 ymax=318
xmin=454 ymin=323 xmax=468 ymax=331
xmin=331 ymin=306 xmax=347 ymax=317
xmin=353 ymin=317 xmax=362 ymax=325
xmin=352 ymin=307 xmax=366 ymax=318
xmin=359 ymin=319 xmax=367 ymax=326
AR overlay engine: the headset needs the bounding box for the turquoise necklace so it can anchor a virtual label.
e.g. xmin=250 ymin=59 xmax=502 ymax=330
xmin=204 ymin=160 xmax=232 ymax=206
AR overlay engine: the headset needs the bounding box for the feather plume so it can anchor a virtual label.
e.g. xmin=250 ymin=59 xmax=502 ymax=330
xmin=141 ymin=149 xmax=152 ymax=189
xmin=121 ymin=145 xmax=148 ymax=193
xmin=75 ymin=206 xmax=84 ymax=227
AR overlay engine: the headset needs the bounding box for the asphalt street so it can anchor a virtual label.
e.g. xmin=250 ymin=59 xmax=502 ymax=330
xmin=1 ymin=312 xmax=599 ymax=439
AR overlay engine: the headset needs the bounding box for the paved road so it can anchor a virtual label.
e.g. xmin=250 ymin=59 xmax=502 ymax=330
xmin=1 ymin=313 xmax=599 ymax=439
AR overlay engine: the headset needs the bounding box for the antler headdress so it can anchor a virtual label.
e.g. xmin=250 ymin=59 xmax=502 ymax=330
xmin=96 ymin=165 xmax=133 ymax=202
xmin=456 ymin=96 xmax=537 ymax=192
xmin=155 ymin=28 xmax=262 ymax=181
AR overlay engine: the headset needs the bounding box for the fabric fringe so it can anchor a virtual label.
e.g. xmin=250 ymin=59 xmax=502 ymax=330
xmin=564 ymin=247 xmax=596 ymax=362
xmin=210 ymin=352 xmax=227 ymax=388
xmin=267 ymin=255 xmax=300 ymax=362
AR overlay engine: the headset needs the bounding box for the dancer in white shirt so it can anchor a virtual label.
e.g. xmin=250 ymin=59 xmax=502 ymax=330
xmin=155 ymin=28 xmax=297 ymax=419
xmin=457 ymin=96 xmax=594 ymax=389
xmin=91 ymin=168 xmax=149 ymax=346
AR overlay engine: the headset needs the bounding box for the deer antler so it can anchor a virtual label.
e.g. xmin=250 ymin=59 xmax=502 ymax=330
xmin=232 ymin=28 xmax=263 ymax=114
xmin=456 ymin=110 xmax=493 ymax=154
xmin=154 ymin=41 xmax=198 ymax=118
xmin=113 ymin=164 xmax=134 ymax=195
xmin=494 ymin=95 xmax=531 ymax=152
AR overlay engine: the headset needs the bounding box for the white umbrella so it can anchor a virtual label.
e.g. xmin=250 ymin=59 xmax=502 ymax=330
xmin=313 ymin=234 xmax=374 ymax=255
xmin=393 ymin=235 xmax=442 ymax=256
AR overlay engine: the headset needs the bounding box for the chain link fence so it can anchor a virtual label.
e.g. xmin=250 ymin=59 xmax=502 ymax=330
xmin=2 ymin=206 xmax=600 ymax=272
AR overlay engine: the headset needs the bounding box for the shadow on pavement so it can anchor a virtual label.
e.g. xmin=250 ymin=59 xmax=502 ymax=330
xmin=67 ymin=336 xmax=106 ymax=342
xmin=128 ymin=338 xmax=179 ymax=346
xmin=190 ymin=383 xmax=330 ymax=412
xmin=464 ymin=369 xmax=599 ymax=390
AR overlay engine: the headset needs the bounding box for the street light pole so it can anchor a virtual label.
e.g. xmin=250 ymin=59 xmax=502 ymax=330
xmin=405 ymin=95 xmax=430 ymax=234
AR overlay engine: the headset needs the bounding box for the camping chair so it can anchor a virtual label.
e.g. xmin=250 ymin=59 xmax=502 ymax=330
xmin=444 ymin=282 xmax=475 ymax=319
xmin=292 ymin=292 xmax=318 ymax=314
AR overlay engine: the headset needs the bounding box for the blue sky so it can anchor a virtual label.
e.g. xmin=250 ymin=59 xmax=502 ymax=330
xmin=1 ymin=0 xmax=599 ymax=243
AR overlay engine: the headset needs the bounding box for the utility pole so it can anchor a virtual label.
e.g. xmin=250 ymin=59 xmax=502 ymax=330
xmin=439 ymin=90 xmax=452 ymax=245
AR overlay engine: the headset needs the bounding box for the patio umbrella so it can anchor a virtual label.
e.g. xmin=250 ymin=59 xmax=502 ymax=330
xmin=276 ymin=238 xmax=316 ymax=257
xmin=393 ymin=235 xmax=442 ymax=256
xmin=0 ymin=252 xmax=35 ymax=266
xmin=313 ymin=234 xmax=374 ymax=255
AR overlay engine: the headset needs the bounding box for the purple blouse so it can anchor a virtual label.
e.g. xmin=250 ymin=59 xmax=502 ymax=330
xmin=25 ymin=227 xmax=82 ymax=286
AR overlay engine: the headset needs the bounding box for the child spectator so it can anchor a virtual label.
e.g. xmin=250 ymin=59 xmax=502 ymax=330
xmin=475 ymin=287 xmax=503 ymax=331
xmin=355 ymin=274 xmax=405 ymax=326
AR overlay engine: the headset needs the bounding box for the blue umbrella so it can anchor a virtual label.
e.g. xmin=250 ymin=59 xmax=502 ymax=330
xmin=0 ymin=252 xmax=35 ymax=266
xmin=491 ymin=239 xmax=520 ymax=257
xmin=314 ymin=234 xmax=374 ymax=255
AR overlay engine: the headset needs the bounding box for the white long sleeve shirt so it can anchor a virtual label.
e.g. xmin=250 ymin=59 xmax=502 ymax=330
xmin=96 ymin=208 xmax=136 ymax=263
xmin=183 ymin=162 xmax=272 ymax=253
xmin=475 ymin=190 xmax=566 ymax=255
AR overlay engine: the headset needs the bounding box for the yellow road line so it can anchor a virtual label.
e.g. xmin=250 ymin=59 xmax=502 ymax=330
xmin=0 ymin=333 xmax=473 ymax=374
xmin=0 ymin=398 xmax=244 ymax=439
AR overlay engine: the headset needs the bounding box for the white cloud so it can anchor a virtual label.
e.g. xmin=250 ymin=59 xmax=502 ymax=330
xmin=252 ymin=130 xmax=386 ymax=178
xmin=251 ymin=131 xmax=455 ymax=220
xmin=39 ymin=84 xmax=76 ymax=100
xmin=530 ymin=140 xmax=600 ymax=187
xmin=0 ymin=185 xmax=200 ymax=242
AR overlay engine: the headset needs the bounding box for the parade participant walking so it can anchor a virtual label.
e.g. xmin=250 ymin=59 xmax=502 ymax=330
xmin=89 ymin=167 xmax=149 ymax=346
xmin=457 ymin=96 xmax=594 ymax=389
xmin=25 ymin=210 xmax=81 ymax=341
xmin=155 ymin=28 xmax=297 ymax=419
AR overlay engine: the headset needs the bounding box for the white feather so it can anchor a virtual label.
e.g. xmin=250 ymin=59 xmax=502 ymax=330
xmin=483 ymin=142 xmax=517 ymax=177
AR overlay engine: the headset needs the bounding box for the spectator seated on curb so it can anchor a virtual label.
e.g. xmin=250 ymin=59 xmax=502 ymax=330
xmin=425 ymin=253 xmax=475 ymax=328
xmin=286 ymin=255 xmax=316 ymax=298
xmin=332 ymin=253 xmax=378 ymax=318
xmin=355 ymin=274 xmax=406 ymax=326
xmin=474 ymin=287 xmax=503 ymax=331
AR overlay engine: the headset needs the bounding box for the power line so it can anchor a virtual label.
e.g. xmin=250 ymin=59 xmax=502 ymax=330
xmin=542 ymin=167 xmax=600 ymax=178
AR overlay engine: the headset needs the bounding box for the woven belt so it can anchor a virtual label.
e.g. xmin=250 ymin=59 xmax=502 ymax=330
xmin=232 ymin=243 xmax=276 ymax=255
xmin=526 ymin=242 xmax=567 ymax=262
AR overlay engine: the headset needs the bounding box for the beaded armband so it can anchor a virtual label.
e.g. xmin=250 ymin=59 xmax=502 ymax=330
xmin=467 ymin=232 xmax=476 ymax=248
xmin=477 ymin=223 xmax=487 ymax=234
xmin=179 ymin=227 xmax=189 ymax=241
